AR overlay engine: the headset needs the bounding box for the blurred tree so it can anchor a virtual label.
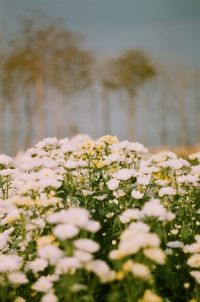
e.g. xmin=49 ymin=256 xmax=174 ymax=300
xmin=13 ymin=19 xmax=78 ymax=140
xmin=194 ymin=68 xmax=200 ymax=142
xmin=2 ymin=17 xmax=93 ymax=150
xmin=0 ymin=46 xmax=4 ymax=152
xmin=102 ymin=49 xmax=156 ymax=140
xmin=154 ymin=65 xmax=171 ymax=146
xmin=101 ymin=87 xmax=111 ymax=135
xmin=172 ymin=66 xmax=191 ymax=146
xmin=1 ymin=52 xmax=22 ymax=154
xmin=96 ymin=57 xmax=112 ymax=134
xmin=51 ymin=41 xmax=93 ymax=136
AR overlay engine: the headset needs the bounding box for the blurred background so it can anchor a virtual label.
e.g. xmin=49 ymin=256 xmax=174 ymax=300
xmin=0 ymin=0 xmax=200 ymax=155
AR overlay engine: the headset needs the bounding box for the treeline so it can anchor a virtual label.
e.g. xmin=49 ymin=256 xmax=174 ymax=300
xmin=0 ymin=17 xmax=199 ymax=155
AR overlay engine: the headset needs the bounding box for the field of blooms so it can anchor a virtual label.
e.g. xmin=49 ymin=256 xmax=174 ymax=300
xmin=0 ymin=135 xmax=200 ymax=302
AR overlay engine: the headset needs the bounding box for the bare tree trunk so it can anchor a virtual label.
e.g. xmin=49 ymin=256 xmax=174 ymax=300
xmin=176 ymin=76 xmax=189 ymax=146
xmin=196 ymin=94 xmax=200 ymax=143
xmin=160 ymin=87 xmax=168 ymax=146
xmin=24 ymin=92 xmax=33 ymax=149
xmin=63 ymin=95 xmax=76 ymax=138
xmin=160 ymin=107 xmax=167 ymax=145
xmin=89 ymin=89 xmax=97 ymax=137
xmin=195 ymin=69 xmax=200 ymax=142
xmin=35 ymin=73 xmax=45 ymax=141
xmin=178 ymin=96 xmax=188 ymax=146
xmin=127 ymin=95 xmax=135 ymax=141
xmin=55 ymin=101 xmax=63 ymax=139
xmin=101 ymin=90 xmax=111 ymax=134
xmin=66 ymin=96 xmax=72 ymax=137
xmin=58 ymin=94 xmax=75 ymax=139
xmin=156 ymin=69 xmax=170 ymax=146
xmin=56 ymin=95 xmax=66 ymax=139
xmin=10 ymin=98 xmax=19 ymax=155
xmin=0 ymin=98 xmax=4 ymax=153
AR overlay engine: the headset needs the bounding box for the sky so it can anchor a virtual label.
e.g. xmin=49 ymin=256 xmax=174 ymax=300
xmin=0 ymin=0 xmax=200 ymax=66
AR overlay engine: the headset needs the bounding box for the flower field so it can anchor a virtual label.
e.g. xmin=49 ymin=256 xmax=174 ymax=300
xmin=0 ymin=135 xmax=200 ymax=302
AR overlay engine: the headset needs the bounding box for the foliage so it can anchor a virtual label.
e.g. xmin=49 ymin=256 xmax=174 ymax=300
xmin=103 ymin=49 xmax=156 ymax=97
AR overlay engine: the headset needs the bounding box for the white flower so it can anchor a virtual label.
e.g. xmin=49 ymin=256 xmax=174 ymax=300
xmin=41 ymin=292 xmax=58 ymax=302
xmin=170 ymin=229 xmax=179 ymax=235
xmin=14 ymin=297 xmax=26 ymax=302
xmin=187 ymin=254 xmax=200 ymax=268
xmin=177 ymin=175 xmax=199 ymax=184
xmin=159 ymin=187 xmax=176 ymax=197
xmin=32 ymin=276 xmax=53 ymax=293
xmin=35 ymin=137 xmax=58 ymax=149
xmin=165 ymin=248 xmax=173 ymax=255
xmin=64 ymin=160 xmax=78 ymax=169
xmin=128 ymin=222 xmax=150 ymax=233
xmin=113 ymin=189 xmax=126 ymax=198
xmin=160 ymin=158 xmax=190 ymax=170
xmin=56 ymin=257 xmax=81 ymax=273
xmin=38 ymin=245 xmax=63 ymax=264
xmin=0 ymin=228 xmax=14 ymax=250
xmin=53 ymin=224 xmax=79 ymax=240
xmin=167 ymin=241 xmax=183 ymax=249
xmin=60 ymin=144 xmax=77 ymax=154
xmin=36 ymin=197 xmax=62 ymax=208
xmin=47 ymin=208 xmax=89 ymax=228
xmin=95 ymin=195 xmax=107 ymax=201
xmin=71 ymin=134 xmax=91 ymax=144
xmin=46 ymin=274 xmax=59 ymax=282
xmin=8 ymin=271 xmax=28 ymax=284
xmin=73 ymin=239 xmax=100 ymax=253
xmin=110 ymin=140 xmax=129 ymax=151
xmin=107 ymin=179 xmax=120 ymax=190
xmin=74 ymin=250 xmax=93 ymax=262
xmin=140 ymin=289 xmax=162 ymax=302
xmin=184 ymin=242 xmax=200 ymax=254
xmin=0 ymin=154 xmax=12 ymax=166
xmin=155 ymin=179 xmax=169 ymax=186
xmin=189 ymin=152 xmax=200 ymax=161
xmin=106 ymin=153 xmax=123 ymax=164
xmin=1 ymin=208 xmax=20 ymax=225
xmin=82 ymin=220 xmax=101 ymax=233
xmin=131 ymin=262 xmax=151 ymax=279
xmin=18 ymin=182 xmax=39 ymax=195
xmin=142 ymin=199 xmax=175 ymax=221
xmin=191 ymin=235 xmax=200 ymax=242
xmin=191 ymin=165 xmax=200 ymax=174
xmin=39 ymin=178 xmax=61 ymax=189
xmin=32 ymin=218 xmax=46 ymax=229
xmin=109 ymin=221 xmax=161 ymax=260
xmin=0 ymin=169 xmax=14 ymax=176
xmin=143 ymin=248 xmax=166 ymax=264
xmin=86 ymin=260 xmax=115 ymax=283
xmin=142 ymin=199 xmax=165 ymax=216
xmin=131 ymin=189 xmax=144 ymax=199
xmin=0 ymin=255 xmax=22 ymax=272
xmin=127 ymin=142 xmax=148 ymax=153
xmin=119 ymin=209 xmax=141 ymax=224
xmin=136 ymin=175 xmax=150 ymax=186
xmin=190 ymin=271 xmax=200 ymax=284
xmin=150 ymin=151 xmax=177 ymax=163
xmin=113 ymin=169 xmax=135 ymax=181
xmin=82 ymin=190 xmax=94 ymax=196
xmin=37 ymin=168 xmax=55 ymax=179
xmin=26 ymin=258 xmax=48 ymax=274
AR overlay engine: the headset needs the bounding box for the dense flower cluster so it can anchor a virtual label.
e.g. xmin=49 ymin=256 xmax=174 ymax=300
xmin=0 ymin=135 xmax=199 ymax=302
